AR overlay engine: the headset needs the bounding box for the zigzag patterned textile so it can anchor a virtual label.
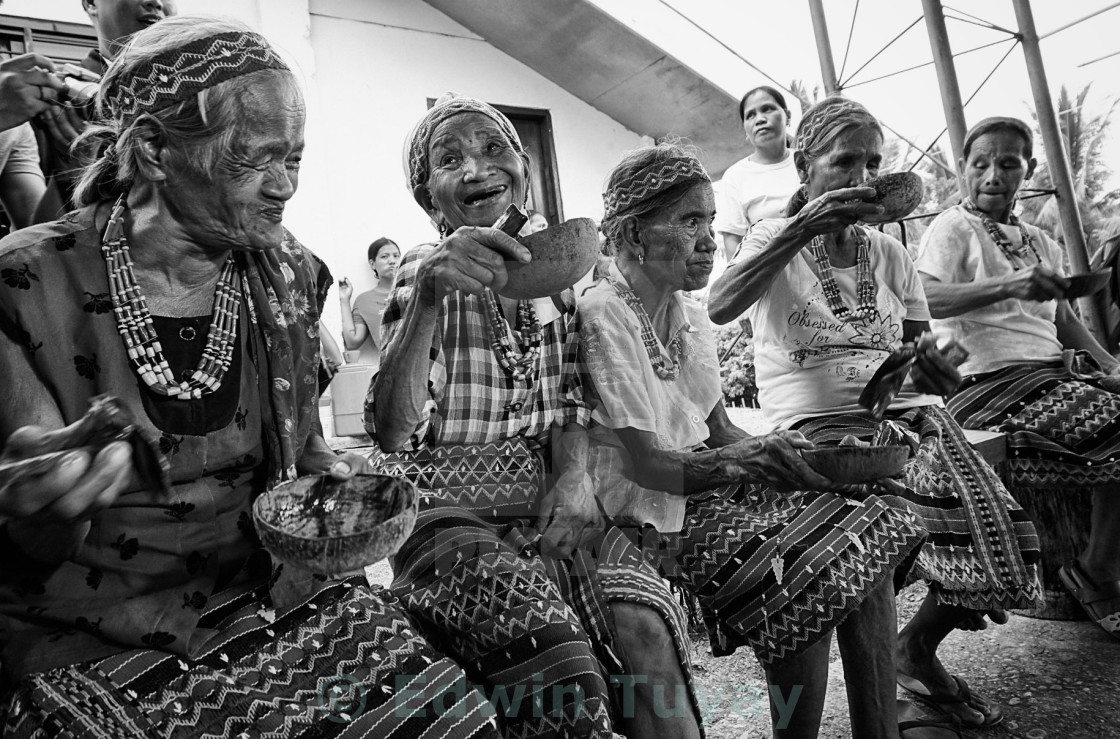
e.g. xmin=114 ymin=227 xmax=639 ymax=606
xmin=948 ymin=351 xmax=1120 ymax=491
xmin=601 ymin=157 xmax=709 ymax=221
xmin=105 ymin=32 xmax=289 ymax=119
xmin=791 ymin=406 xmax=1042 ymax=612
xmin=372 ymin=438 xmax=701 ymax=737
xmin=2 ymin=578 xmax=499 ymax=738
xmin=634 ymin=484 xmax=924 ymax=666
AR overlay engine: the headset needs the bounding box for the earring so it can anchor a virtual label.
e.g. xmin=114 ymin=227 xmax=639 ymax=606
xmin=438 ymin=223 xmax=448 ymax=238
xmin=638 ymin=253 xmax=645 ymax=266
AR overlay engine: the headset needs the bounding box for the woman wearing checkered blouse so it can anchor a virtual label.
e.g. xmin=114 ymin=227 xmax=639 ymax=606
xmin=366 ymin=94 xmax=705 ymax=738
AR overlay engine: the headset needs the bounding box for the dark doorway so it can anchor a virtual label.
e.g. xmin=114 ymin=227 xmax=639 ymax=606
xmin=498 ymin=106 xmax=563 ymax=229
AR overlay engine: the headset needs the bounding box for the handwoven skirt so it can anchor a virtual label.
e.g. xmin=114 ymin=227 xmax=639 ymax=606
xmin=372 ymin=438 xmax=699 ymax=739
xmin=633 ymin=484 xmax=925 ymax=667
xmin=948 ymin=351 xmax=1120 ymax=493
xmin=790 ymin=405 xmax=1042 ymax=611
xmin=1 ymin=578 xmax=500 ymax=739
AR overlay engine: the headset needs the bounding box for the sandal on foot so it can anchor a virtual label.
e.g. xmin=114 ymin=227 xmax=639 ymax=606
xmin=1059 ymin=559 xmax=1120 ymax=640
xmin=899 ymin=701 xmax=962 ymax=739
xmin=897 ymin=673 xmax=1003 ymax=728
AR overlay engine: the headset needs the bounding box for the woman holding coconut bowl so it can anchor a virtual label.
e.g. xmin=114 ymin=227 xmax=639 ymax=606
xmin=364 ymin=93 xmax=933 ymax=738
xmin=709 ymin=96 xmax=1042 ymax=734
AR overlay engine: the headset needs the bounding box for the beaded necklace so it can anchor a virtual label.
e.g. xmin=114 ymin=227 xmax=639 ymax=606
xmin=102 ymin=196 xmax=241 ymax=399
xmin=963 ymin=200 xmax=1041 ymax=270
xmin=607 ymin=276 xmax=683 ymax=381
xmin=481 ymin=289 xmax=541 ymax=382
xmin=808 ymin=228 xmax=878 ymax=323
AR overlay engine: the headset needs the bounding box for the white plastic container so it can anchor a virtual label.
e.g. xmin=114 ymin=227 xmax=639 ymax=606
xmin=330 ymin=364 xmax=376 ymax=437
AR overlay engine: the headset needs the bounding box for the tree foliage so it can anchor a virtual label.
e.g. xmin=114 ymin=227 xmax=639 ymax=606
xmin=1019 ymin=83 xmax=1120 ymax=255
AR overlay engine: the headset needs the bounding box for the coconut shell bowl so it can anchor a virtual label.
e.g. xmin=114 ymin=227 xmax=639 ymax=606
xmin=860 ymin=172 xmax=924 ymax=225
xmin=500 ymin=217 xmax=601 ymax=300
xmin=801 ymin=445 xmax=909 ymax=485
xmin=253 ymin=472 xmax=418 ymax=577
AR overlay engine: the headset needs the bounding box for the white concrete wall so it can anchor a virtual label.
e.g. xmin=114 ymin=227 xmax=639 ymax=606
xmin=5 ymin=0 xmax=645 ymax=335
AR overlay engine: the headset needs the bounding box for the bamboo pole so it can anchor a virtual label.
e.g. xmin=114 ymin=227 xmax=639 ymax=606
xmin=1012 ymin=0 xmax=1105 ymax=337
xmin=808 ymin=0 xmax=840 ymax=95
xmin=921 ymin=0 xmax=968 ymax=195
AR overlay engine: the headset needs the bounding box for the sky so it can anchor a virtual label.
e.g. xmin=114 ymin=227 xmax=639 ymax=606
xmin=591 ymin=0 xmax=1120 ymax=184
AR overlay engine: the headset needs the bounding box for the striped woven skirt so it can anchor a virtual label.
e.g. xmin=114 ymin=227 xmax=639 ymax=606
xmin=1 ymin=578 xmax=500 ymax=739
xmin=790 ymin=405 xmax=1042 ymax=612
xmin=633 ymin=484 xmax=925 ymax=666
xmin=947 ymin=351 xmax=1120 ymax=491
xmin=372 ymin=438 xmax=699 ymax=738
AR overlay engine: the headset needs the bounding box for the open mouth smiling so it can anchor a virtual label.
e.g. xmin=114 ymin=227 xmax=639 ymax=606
xmin=463 ymin=185 xmax=507 ymax=208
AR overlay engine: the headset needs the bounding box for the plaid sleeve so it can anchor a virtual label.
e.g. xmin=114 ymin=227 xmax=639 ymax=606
xmin=556 ymin=291 xmax=593 ymax=429
xmin=365 ymin=246 xmax=445 ymax=449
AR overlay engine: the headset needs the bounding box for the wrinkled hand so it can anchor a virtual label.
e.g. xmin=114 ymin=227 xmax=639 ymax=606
xmin=296 ymin=449 xmax=375 ymax=479
xmin=1003 ymin=264 xmax=1068 ymax=302
xmin=792 ymin=186 xmax=885 ymax=238
xmin=910 ymin=333 xmax=962 ymax=396
xmin=338 ymin=276 xmax=354 ymax=302
xmin=721 ymin=431 xmax=835 ymax=491
xmin=0 ymin=54 xmax=64 ymax=131
xmin=0 ymin=425 xmax=133 ymax=523
xmin=416 ymin=226 xmax=531 ymax=305
xmin=534 ymin=470 xmax=604 ymax=559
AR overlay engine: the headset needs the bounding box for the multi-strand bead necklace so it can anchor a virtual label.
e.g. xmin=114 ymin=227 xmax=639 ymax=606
xmin=963 ymin=200 xmax=1041 ymax=270
xmin=481 ymin=289 xmax=541 ymax=382
xmin=808 ymin=228 xmax=878 ymax=323
xmin=608 ymin=277 xmax=683 ymax=380
xmin=102 ymin=197 xmax=240 ymax=399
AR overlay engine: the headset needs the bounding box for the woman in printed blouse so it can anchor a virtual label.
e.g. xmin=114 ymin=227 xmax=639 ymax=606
xmin=916 ymin=116 xmax=1120 ymax=640
xmin=578 ymin=140 xmax=932 ymax=738
xmin=0 ymin=19 xmax=497 ymax=739
xmin=709 ymin=97 xmax=1042 ymax=731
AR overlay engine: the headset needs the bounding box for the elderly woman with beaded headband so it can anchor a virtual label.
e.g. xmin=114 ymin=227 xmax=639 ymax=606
xmin=710 ymin=96 xmax=1043 ymax=732
xmin=0 ymin=18 xmax=500 ymax=739
xmin=579 ymin=139 xmax=932 ymax=738
xmin=366 ymin=94 xmax=703 ymax=738
xmin=916 ymin=116 xmax=1120 ymax=641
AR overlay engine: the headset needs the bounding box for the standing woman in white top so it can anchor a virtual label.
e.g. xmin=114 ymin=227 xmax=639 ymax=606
xmin=714 ymin=86 xmax=801 ymax=262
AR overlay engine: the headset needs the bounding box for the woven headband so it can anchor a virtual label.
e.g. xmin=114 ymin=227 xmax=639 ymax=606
xmin=105 ymin=31 xmax=289 ymax=119
xmin=602 ymin=156 xmax=710 ymax=221
xmin=794 ymin=98 xmax=872 ymax=152
xmin=404 ymin=96 xmax=524 ymax=198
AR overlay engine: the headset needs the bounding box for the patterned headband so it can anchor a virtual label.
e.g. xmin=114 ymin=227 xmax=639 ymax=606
xmin=794 ymin=97 xmax=874 ymax=153
xmin=104 ymin=31 xmax=289 ymax=119
xmin=404 ymin=95 xmax=524 ymax=198
xmin=602 ymin=156 xmax=710 ymax=221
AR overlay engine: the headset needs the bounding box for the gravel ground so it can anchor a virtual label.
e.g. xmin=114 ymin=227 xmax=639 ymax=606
xmin=691 ymin=586 xmax=1119 ymax=739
